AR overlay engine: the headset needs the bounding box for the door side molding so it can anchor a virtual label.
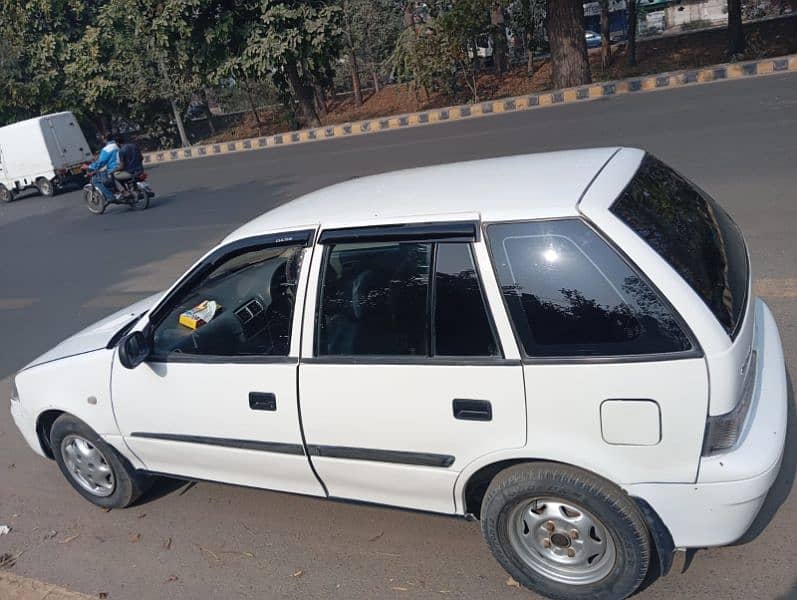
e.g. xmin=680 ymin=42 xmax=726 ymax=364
xmin=307 ymin=444 xmax=455 ymax=468
xmin=129 ymin=432 xmax=304 ymax=455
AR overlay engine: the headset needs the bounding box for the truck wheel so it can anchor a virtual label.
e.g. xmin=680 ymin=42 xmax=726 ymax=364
xmin=0 ymin=185 xmax=13 ymax=203
xmin=480 ymin=462 xmax=650 ymax=600
xmin=50 ymin=414 xmax=152 ymax=509
xmin=36 ymin=177 xmax=54 ymax=197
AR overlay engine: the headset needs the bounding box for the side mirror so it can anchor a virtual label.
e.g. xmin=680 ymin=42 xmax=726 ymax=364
xmin=118 ymin=331 xmax=151 ymax=369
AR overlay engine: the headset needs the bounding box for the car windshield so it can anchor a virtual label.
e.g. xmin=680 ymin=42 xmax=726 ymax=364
xmin=611 ymin=155 xmax=749 ymax=337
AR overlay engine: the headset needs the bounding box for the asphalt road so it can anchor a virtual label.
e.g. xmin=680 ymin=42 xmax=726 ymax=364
xmin=1 ymin=72 xmax=796 ymax=600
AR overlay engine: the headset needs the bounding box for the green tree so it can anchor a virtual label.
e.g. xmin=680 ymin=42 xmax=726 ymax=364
xmin=0 ymin=0 xmax=97 ymax=125
xmin=338 ymin=0 xmax=402 ymax=103
xmin=222 ymin=1 xmax=344 ymax=128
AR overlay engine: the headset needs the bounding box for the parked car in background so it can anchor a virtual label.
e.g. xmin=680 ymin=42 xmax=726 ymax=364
xmin=0 ymin=112 xmax=93 ymax=202
xmin=10 ymin=148 xmax=787 ymax=600
xmin=585 ymin=30 xmax=603 ymax=48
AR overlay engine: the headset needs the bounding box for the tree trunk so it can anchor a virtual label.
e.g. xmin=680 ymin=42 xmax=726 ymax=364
xmin=527 ymin=34 xmax=535 ymax=75
xmin=403 ymin=1 xmax=415 ymax=29
xmin=285 ymin=62 xmax=321 ymax=128
xmin=727 ymin=0 xmax=745 ymax=56
xmin=626 ymin=0 xmax=637 ymax=67
xmin=170 ymin=99 xmax=190 ymax=148
xmin=350 ymin=48 xmax=363 ymax=106
xmin=243 ymin=82 xmax=264 ymax=136
xmin=490 ymin=2 xmax=508 ymax=75
xmin=547 ymin=0 xmax=592 ymax=88
xmin=371 ymin=66 xmax=381 ymax=93
xmin=523 ymin=0 xmax=535 ymax=76
xmin=313 ymin=84 xmax=328 ymax=117
xmin=600 ymin=0 xmax=612 ymax=70
xmin=202 ymin=88 xmax=217 ymax=135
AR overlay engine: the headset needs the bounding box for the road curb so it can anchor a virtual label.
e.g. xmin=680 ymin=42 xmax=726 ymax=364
xmin=143 ymin=52 xmax=797 ymax=165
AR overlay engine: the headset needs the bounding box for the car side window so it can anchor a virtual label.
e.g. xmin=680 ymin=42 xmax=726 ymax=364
xmin=487 ymin=219 xmax=692 ymax=358
xmin=434 ymin=243 xmax=499 ymax=356
xmin=316 ymin=241 xmax=499 ymax=357
xmin=151 ymin=244 xmax=304 ymax=358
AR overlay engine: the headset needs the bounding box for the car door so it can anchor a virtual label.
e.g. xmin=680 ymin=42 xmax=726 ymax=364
xmin=112 ymin=230 xmax=325 ymax=497
xmin=298 ymin=221 xmax=527 ymax=514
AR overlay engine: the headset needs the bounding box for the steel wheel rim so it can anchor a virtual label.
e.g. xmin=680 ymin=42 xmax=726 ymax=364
xmin=507 ymin=496 xmax=616 ymax=585
xmin=61 ymin=434 xmax=115 ymax=497
xmin=86 ymin=189 xmax=104 ymax=212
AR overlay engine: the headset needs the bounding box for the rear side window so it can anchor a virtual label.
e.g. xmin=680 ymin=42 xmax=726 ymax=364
xmin=487 ymin=219 xmax=692 ymax=358
xmin=611 ymin=155 xmax=749 ymax=337
xmin=434 ymin=243 xmax=498 ymax=356
xmin=316 ymin=241 xmax=498 ymax=357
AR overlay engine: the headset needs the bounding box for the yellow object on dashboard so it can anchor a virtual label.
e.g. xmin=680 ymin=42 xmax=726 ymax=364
xmin=179 ymin=300 xmax=220 ymax=330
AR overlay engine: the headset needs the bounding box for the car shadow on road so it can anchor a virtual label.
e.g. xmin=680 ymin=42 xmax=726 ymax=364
xmin=135 ymin=476 xmax=191 ymax=505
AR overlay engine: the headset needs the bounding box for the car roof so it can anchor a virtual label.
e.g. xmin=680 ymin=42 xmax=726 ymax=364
xmin=225 ymin=147 xmax=634 ymax=242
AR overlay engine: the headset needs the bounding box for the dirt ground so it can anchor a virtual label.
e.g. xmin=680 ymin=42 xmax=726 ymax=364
xmin=200 ymin=15 xmax=797 ymax=144
xmin=0 ymin=572 xmax=93 ymax=600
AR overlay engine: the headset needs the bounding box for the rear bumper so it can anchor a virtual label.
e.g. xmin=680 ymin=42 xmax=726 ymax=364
xmin=628 ymin=299 xmax=787 ymax=548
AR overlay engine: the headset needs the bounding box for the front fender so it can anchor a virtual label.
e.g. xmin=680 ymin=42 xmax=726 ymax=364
xmin=16 ymin=348 xmax=120 ymax=445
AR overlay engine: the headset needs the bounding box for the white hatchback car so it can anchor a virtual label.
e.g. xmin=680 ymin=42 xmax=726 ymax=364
xmin=10 ymin=148 xmax=787 ymax=600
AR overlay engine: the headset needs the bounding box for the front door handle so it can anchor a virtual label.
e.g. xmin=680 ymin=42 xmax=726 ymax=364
xmin=249 ymin=392 xmax=277 ymax=411
xmin=453 ymin=399 xmax=492 ymax=421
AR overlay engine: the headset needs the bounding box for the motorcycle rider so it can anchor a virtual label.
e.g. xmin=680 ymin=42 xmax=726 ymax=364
xmin=111 ymin=134 xmax=145 ymax=197
xmin=86 ymin=134 xmax=120 ymax=201
xmin=115 ymin=134 xmax=144 ymax=179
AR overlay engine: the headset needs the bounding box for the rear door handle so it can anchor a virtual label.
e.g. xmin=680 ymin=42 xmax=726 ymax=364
xmin=453 ymin=399 xmax=492 ymax=421
xmin=249 ymin=392 xmax=277 ymax=411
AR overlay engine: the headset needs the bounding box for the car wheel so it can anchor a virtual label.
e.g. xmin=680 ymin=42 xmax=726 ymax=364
xmin=36 ymin=177 xmax=55 ymax=197
xmin=480 ymin=462 xmax=650 ymax=600
xmin=50 ymin=414 xmax=151 ymax=508
xmin=0 ymin=184 xmax=13 ymax=203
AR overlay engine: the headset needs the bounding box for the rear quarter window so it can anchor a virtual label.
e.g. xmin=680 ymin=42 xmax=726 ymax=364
xmin=610 ymin=155 xmax=749 ymax=337
xmin=487 ymin=219 xmax=693 ymax=358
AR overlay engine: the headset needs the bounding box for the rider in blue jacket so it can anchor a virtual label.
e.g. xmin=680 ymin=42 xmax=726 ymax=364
xmin=88 ymin=135 xmax=120 ymax=200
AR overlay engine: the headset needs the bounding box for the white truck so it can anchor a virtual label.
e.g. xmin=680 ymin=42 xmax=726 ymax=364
xmin=0 ymin=112 xmax=93 ymax=202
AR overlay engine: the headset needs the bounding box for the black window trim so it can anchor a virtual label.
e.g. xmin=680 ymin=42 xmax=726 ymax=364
xmin=144 ymin=228 xmax=315 ymax=363
xmin=484 ymin=217 xmax=704 ymax=365
xmin=312 ymin=233 xmax=505 ymax=362
xmin=303 ymin=356 xmax=521 ymax=367
xmin=318 ymin=220 xmax=479 ymax=245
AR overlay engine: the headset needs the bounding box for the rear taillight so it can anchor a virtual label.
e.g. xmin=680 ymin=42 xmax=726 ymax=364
xmin=702 ymin=350 xmax=757 ymax=455
xmin=138 ymin=173 xmax=148 ymax=181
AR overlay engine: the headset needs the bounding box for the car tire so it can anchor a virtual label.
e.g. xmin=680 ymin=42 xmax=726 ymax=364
xmin=480 ymin=462 xmax=650 ymax=600
xmin=36 ymin=177 xmax=55 ymax=197
xmin=0 ymin=184 xmax=13 ymax=203
xmin=50 ymin=414 xmax=152 ymax=509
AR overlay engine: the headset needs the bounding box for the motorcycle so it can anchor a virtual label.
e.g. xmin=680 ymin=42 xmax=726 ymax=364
xmin=83 ymin=167 xmax=154 ymax=215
